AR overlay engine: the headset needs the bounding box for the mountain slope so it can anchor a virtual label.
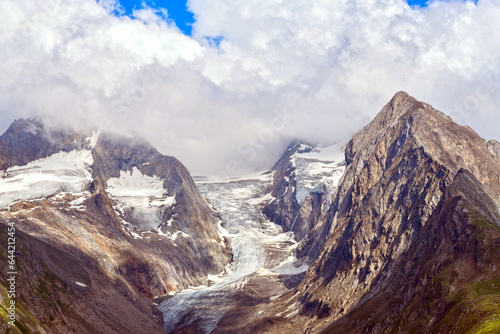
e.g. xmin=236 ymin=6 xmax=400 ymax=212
xmin=253 ymin=92 xmax=500 ymax=333
xmin=0 ymin=119 xmax=231 ymax=333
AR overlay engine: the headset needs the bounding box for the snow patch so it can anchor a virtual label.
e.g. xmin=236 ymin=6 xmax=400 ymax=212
xmin=0 ymin=149 xmax=94 ymax=208
xmin=285 ymin=308 xmax=299 ymax=318
xmin=107 ymin=167 xmax=176 ymax=231
xmin=167 ymin=231 xmax=189 ymax=241
xmin=68 ymin=191 xmax=91 ymax=210
xmin=84 ymin=131 xmax=100 ymax=149
xmin=107 ymin=167 xmax=169 ymax=198
xmin=75 ymin=281 xmax=88 ymax=288
xmin=259 ymin=257 xmax=308 ymax=276
xmin=130 ymin=230 xmax=142 ymax=239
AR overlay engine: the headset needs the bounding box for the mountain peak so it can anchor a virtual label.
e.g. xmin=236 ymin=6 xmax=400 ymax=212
xmin=0 ymin=116 xmax=235 ymax=333
xmin=344 ymin=92 xmax=500 ymax=200
xmin=253 ymin=92 xmax=500 ymax=333
xmin=0 ymin=118 xmax=78 ymax=170
xmin=389 ymin=90 xmax=412 ymax=105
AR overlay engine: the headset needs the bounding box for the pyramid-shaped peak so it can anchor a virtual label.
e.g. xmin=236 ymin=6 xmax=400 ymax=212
xmin=346 ymin=91 xmax=500 ymax=200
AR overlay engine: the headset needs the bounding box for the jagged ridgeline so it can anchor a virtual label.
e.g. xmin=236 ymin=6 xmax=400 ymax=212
xmin=0 ymin=119 xmax=230 ymax=333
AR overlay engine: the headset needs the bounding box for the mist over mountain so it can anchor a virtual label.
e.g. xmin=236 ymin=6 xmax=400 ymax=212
xmin=1 ymin=0 xmax=499 ymax=175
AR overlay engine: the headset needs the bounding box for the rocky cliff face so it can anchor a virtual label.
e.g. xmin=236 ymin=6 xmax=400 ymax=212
xmin=262 ymin=140 xmax=345 ymax=250
xmin=262 ymin=140 xmax=307 ymax=240
xmin=488 ymin=139 xmax=500 ymax=161
xmin=0 ymin=119 xmax=231 ymax=333
xmin=253 ymin=92 xmax=500 ymax=333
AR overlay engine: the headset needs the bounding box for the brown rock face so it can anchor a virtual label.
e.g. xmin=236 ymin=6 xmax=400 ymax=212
xmin=0 ymin=119 xmax=231 ymax=333
xmin=91 ymin=133 xmax=231 ymax=279
xmin=254 ymin=92 xmax=500 ymax=333
xmin=0 ymin=225 xmax=165 ymax=334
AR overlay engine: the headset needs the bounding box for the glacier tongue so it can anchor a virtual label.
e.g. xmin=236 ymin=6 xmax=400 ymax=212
xmin=159 ymin=176 xmax=305 ymax=333
xmin=0 ymin=149 xmax=93 ymax=208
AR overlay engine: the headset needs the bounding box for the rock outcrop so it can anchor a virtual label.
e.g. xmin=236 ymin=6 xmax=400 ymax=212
xmin=488 ymin=139 xmax=500 ymax=161
xmin=262 ymin=140 xmax=308 ymax=240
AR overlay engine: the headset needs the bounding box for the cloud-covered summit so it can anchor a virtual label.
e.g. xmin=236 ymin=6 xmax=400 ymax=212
xmin=1 ymin=0 xmax=498 ymax=175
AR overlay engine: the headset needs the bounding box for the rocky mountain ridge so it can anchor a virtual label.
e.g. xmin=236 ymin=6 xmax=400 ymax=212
xmin=0 ymin=119 xmax=231 ymax=333
xmin=252 ymin=91 xmax=500 ymax=333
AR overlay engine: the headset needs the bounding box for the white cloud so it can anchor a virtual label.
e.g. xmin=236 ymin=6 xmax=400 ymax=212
xmin=0 ymin=0 xmax=499 ymax=175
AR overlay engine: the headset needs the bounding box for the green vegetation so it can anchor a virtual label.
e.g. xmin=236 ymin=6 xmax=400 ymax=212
xmin=0 ymin=223 xmax=78 ymax=333
xmin=435 ymin=208 xmax=500 ymax=334
xmin=470 ymin=212 xmax=500 ymax=230
xmin=0 ymin=283 xmax=45 ymax=334
xmin=464 ymin=279 xmax=500 ymax=334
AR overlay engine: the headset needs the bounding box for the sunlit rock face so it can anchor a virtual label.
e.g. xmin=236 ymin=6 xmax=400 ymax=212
xmin=252 ymin=92 xmax=500 ymax=334
xmin=488 ymin=139 xmax=500 ymax=161
xmin=0 ymin=118 xmax=231 ymax=333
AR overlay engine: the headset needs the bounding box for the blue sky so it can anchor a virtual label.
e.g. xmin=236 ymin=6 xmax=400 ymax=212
xmin=116 ymin=0 xmax=478 ymax=36
xmin=116 ymin=1 xmax=430 ymax=36
xmin=118 ymin=0 xmax=194 ymax=35
xmin=407 ymin=0 xmax=429 ymax=6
